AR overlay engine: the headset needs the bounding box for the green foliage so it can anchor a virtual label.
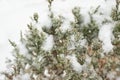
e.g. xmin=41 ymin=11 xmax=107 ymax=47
xmin=113 ymin=22 xmax=120 ymax=38
xmin=112 ymin=24 xmax=120 ymax=55
xmin=42 ymin=16 xmax=63 ymax=35
xmin=72 ymin=7 xmax=82 ymax=25
xmin=2 ymin=0 xmax=120 ymax=80
xmin=25 ymin=23 xmax=45 ymax=56
xmin=33 ymin=13 xmax=39 ymax=23
xmin=82 ymin=13 xmax=99 ymax=45
xmin=111 ymin=0 xmax=120 ymax=21
xmin=111 ymin=0 xmax=120 ymax=58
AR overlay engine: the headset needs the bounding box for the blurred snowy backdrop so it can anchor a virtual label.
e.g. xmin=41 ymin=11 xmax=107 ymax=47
xmin=0 ymin=0 xmax=116 ymax=79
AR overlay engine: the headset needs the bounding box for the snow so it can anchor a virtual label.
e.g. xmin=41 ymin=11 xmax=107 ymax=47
xmin=13 ymin=73 xmax=30 ymax=80
xmin=107 ymin=71 xmax=116 ymax=80
xmin=99 ymin=23 xmax=114 ymax=52
xmin=85 ymin=54 xmax=91 ymax=64
xmin=66 ymin=54 xmax=82 ymax=73
xmin=44 ymin=68 xmax=51 ymax=77
xmin=42 ymin=35 xmax=54 ymax=51
xmin=117 ymin=77 xmax=120 ymax=80
xmin=0 ymin=0 xmax=117 ymax=79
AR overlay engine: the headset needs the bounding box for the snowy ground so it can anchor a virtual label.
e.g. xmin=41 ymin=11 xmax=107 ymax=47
xmin=0 ymin=0 xmax=116 ymax=79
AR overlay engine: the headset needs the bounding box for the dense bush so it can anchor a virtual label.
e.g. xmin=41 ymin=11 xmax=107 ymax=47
xmin=1 ymin=0 xmax=120 ymax=80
